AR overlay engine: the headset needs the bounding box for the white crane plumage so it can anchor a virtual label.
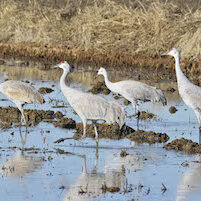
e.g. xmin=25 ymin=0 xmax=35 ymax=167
xmin=162 ymin=48 xmax=201 ymax=144
xmin=55 ymin=61 xmax=125 ymax=143
xmin=97 ymin=67 xmax=167 ymax=116
xmin=0 ymin=80 xmax=45 ymax=125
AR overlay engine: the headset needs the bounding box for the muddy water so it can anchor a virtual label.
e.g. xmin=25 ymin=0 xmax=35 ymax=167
xmin=0 ymin=66 xmax=201 ymax=201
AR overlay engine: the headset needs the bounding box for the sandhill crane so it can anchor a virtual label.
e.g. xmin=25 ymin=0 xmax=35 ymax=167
xmin=54 ymin=61 xmax=125 ymax=144
xmin=162 ymin=48 xmax=201 ymax=144
xmin=97 ymin=67 xmax=167 ymax=117
xmin=0 ymin=80 xmax=45 ymax=125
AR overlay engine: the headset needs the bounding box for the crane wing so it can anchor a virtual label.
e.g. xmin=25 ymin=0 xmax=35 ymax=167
xmin=2 ymin=81 xmax=44 ymax=104
xmin=183 ymin=85 xmax=201 ymax=108
xmin=118 ymin=80 xmax=153 ymax=101
xmin=71 ymin=93 xmax=110 ymax=119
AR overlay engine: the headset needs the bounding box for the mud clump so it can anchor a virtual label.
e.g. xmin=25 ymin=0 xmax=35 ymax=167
xmin=101 ymin=184 xmax=120 ymax=193
xmin=38 ymin=87 xmax=54 ymax=94
xmin=114 ymin=95 xmax=120 ymax=100
xmin=166 ymin=87 xmax=176 ymax=93
xmin=0 ymin=121 xmax=12 ymax=129
xmin=74 ymin=123 xmax=134 ymax=140
xmin=0 ymin=107 xmax=64 ymax=128
xmin=124 ymin=99 xmax=131 ymax=105
xmin=127 ymin=130 xmax=169 ymax=143
xmin=139 ymin=111 xmax=155 ymax=120
xmin=120 ymin=150 xmax=129 ymax=157
xmin=52 ymin=117 xmax=76 ymax=129
xmin=164 ymin=138 xmax=201 ymax=154
xmin=169 ymin=106 xmax=177 ymax=114
xmin=88 ymin=81 xmax=110 ymax=95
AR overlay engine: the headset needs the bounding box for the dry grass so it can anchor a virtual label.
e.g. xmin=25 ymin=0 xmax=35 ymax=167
xmin=1 ymin=0 xmax=201 ymax=66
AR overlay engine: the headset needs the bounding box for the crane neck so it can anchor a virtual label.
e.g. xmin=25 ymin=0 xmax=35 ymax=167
xmin=60 ymin=68 xmax=77 ymax=96
xmin=60 ymin=68 xmax=69 ymax=89
xmin=103 ymin=71 xmax=112 ymax=89
xmin=174 ymin=53 xmax=190 ymax=86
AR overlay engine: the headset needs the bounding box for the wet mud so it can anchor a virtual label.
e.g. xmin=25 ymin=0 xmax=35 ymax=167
xmin=101 ymin=184 xmax=120 ymax=193
xmin=88 ymin=81 xmax=111 ymax=95
xmin=126 ymin=130 xmax=170 ymax=144
xmin=120 ymin=150 xmax=129 ymax=157
xmin=47 ymin=117 xmax=76 ymax=129
xmin=74 ymin=123 xmax=134 ymax=140
xmin=138 ymin=111 xmax=155 ymax=120
xmin=38 ymin=87 xmax=54 ymax=94
xmin=165 ymin=87 xmax=176 ymax=93
xmin=164 ymin=138 xmax=201 ymax=154
xmin=0 ymin=106 xmax=63 ymax=128
xmin=74 ymin=123 xmax=169 ymax=143
xmin=169 ymin=106 xmax=177 ymax=114
xmin=123 ymin=99 xmax=131 ymax=105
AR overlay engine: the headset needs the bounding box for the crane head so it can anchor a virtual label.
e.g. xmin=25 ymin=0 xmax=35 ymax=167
xmin=54 ymin=61 xmax=71 ymax=72
xmin=161 ymin=48 xmax=180 ymax=57
xmin=97 ymin=67 xmax=106 ymax=77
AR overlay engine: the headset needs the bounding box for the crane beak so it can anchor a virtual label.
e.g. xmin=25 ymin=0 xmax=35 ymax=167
xmin=52 ymin=64 xmax=59 ymax=69
xmin=161 ymin=52 xmax=167 ymax=57
xmin=95 ymin=74 xmax=99 ymax=80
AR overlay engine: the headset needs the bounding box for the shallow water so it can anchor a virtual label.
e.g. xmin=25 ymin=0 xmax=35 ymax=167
xmin=0 ymin=66 xmax=201 ymax=201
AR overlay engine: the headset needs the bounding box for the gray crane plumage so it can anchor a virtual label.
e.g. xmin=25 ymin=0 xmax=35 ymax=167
xmin=97 ymin=67 xmax=167 ymax=115
xmin=163 ymin=48 xmax=201 ymax=144
xmin=55 ymin=61 xmax=125 ymax=142
xmin=0 ymin=80 xmax=45 ymax=125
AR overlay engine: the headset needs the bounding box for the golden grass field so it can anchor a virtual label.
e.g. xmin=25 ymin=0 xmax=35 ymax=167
xmin=1 ymin=0 xmax=201 ymax=75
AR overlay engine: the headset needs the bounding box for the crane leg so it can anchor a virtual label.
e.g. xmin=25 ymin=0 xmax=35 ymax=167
xmin=92 ymin=121 xmax=99 ymax=145
xmin=199 ymin=126 xmax=201 ymax=145
xmin=132 ymin=101 xmax=140 ymax=129
xmin=19 ymin=126 xmax=27 ymax=150
xmin=82 ymin=155 xmax=87 ymax=174
xmin=95 ymin=146 xmax=99 ymax=168
xmin=132 ymin=101 xmax=138 ymax=115
xmin=136 ymin=111 xmax=140 ymax=130
xmin=194 ymin=110 xmax=201 ymax=144
xmin=16 ymin=103 xmax=27 ymax=125
xmin=82 ymin=119 xmax=87 ymax=139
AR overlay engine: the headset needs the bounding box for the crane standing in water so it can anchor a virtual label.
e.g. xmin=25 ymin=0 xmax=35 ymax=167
xmin=162 ymin=48 xmax=201 ymax=144
xmin=97 ymin=67 xmax=167 ymax=117
xmin=0 ymin=80 xmax=45 ymax=125
xmin=55 ymin=61 xmax=125 ymax=144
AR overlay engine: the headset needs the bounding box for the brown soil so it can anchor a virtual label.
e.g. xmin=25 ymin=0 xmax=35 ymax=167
xmin=74 ymin=123 xmax=134 ymax=140
xmin=38 ymin=87 xmax=54 ymax=94
xmin=0 ymin=106 xmax=63 ymax=128
xmin=49 ymin=117 xmax=76 ymax=129
xmin=139 ymin=111 xmax=155 ymax=120
xmin=74 ymin=122 xmax=170 ymax=143
xmin=127 ymin=130 xmax=169 ymax=144
xmin=166 ymin=87 xmax=176 ymax=93
xmin=123 ymin=99 xmax=131 ymax=106
xmin=88 ymin=81 xmax=111 ymax=95
xmin=101 ymin=184 xmax=120 ymax=193
xmin=164 ymin=138 xmax=201 ymax=154
xmin=169 ymin=106 xmax=177 ymax=114
xmin=120 ymin=150 xmax=129 ymax=157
